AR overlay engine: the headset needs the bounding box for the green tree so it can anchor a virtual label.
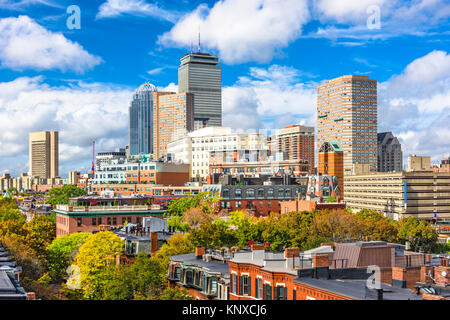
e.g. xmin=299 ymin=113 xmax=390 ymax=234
xmin=22 ymin=214 xmax=56 ymax=260
xmin=73 ymin=231 xmax=124 ymax=299
xmin=228 ymin=211 xmax=260 ymax=247
xmin=45 ymin=185 xmax=87 ymax=206
xmin=188 ymin=220 xmax=238 ymax=249
xmin=326 ymin=195 xmax=337 ymax=203
xmin=47 ymin=232 xmax=90 ymax=282
xmin=397 ymin=217 xmax=438 ymax=252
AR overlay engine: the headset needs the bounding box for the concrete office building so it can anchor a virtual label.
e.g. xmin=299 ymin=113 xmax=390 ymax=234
xmin=271 ymin=125 xmax=315 ymax=172
xmin=344 ymin=170 xmax=450 ymax=221
xmin=178 ymin=52 xmax=222 ymax=128
xmin=153 ymin=92 xmax=194 ymax=160
xmin=129 ymin=83 xmax=158 ymax=155
xmin=317 ymin=75 xmax=377 ymax=174
xmin=377 ymin=132 xmax=403 ymax=173
xmin=407 ymin=155 xmax=431 ymax=172
xmin=29 ymin=131 xmax=58 ymax=179
xmin=167 ymin=127 xmax=268 ymax=183
xmin=95 ymin=149 xmax=127 ymax=171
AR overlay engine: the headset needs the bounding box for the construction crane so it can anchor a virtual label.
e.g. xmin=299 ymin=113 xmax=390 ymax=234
xmin=90 ymin=140 xmax=95 ymax=175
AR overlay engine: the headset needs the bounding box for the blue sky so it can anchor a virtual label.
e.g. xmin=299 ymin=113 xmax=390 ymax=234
xmin=0 ymin=0 xmax=449 ymax=176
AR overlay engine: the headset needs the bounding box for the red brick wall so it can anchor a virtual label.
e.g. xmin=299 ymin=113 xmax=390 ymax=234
xmin=392 ymin=267 xmax=421 ymax=288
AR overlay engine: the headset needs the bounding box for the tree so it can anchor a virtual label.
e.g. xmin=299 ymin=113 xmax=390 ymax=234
xmin=158 ymin=287 xmax=193 ymax=300
xmin=45 ymin=185 xmax=87 ymax=206
xmin=397 ymin=217 xmax=438 ymax=252
xmin=326 ymin=195 xmax=337 ymax=203
xmin=311 ymin=209 xmax=365 ymax=242
xmin=154 ymin=233 xmax=194 ymax=270
xmin=47 ymin=232 xmax=90 ymax=282
xmin=188 ymin=220 xmax=238 ymax=249
xmin=356 ymin=209 xmax=399 ymax=242
xmin=228 ymin=211 xmax=260 ymax=248
xmin=73 ymin=231 xmax=124 ymax=299
xmin=22 ymin=214 xmax=56 ymax=260
xmin=165 ymin=192 xmax=221 ymax=217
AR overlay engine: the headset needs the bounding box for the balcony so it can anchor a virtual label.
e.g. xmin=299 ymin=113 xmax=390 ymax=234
xmin=55 ymin=204 xmax=161 ymax=212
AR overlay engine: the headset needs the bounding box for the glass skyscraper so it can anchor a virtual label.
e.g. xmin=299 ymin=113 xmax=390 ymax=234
xmin=129 ymin=82 xmax=158 ymax=156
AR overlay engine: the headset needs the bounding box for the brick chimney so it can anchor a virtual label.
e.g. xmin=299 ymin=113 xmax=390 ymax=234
xmin=195 ymin=246 xmax=205 ymax=259
xmin=251 ymin=244 xmax=265 ymax=251
xmin=284 ymin=247 xmax=300 ymax=259
xmin=313 ymin=253 xmax=330 ymax=267
xmin=150 ymin=232 xmax=158 ymax=254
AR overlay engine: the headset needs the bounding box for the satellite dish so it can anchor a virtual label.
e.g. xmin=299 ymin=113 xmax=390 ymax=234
xmin=442 ymin=271 xmax=447 ymax=278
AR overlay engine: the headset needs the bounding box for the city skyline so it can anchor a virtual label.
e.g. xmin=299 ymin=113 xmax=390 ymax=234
xmin=0 ymin=0 xmax=449 ymax=176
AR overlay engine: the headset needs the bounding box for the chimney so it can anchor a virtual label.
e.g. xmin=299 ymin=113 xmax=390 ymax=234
xmin=195 ymin=246 xmax=205 ymax=259
xmin=150 ymin=232 xmax=158 ymax=254
xmin=440 ymin=257 xmax=449 ymax=267
xmin=284 ymin=247 xmax=300 ymax=259
xmin=251 ymin=244 xmax=265 ymax=251
xmin=425 ymin=254 xmax=432 ymax=264
xmin=313 ymin=253 xmax=330 ymax=267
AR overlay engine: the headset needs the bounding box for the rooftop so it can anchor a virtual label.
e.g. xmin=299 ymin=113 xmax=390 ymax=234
xmin=170 ymin=253 xmax=230 ymax=276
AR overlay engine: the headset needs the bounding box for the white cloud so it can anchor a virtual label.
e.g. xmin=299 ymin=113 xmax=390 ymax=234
xmin=310 ymin=0 xmax=450 ymax=42
xmin=147 ymin=67 xmax=164 ymax=75
xmin=158 ymin=0 xmax=310 ymax=64
xmin=97 ymin=0 xmax=180 ymax=22
xmin=223 ymin=65 xmax=317 ymax=131
xmin=0 ymin=76 xmax=134 ymax=176
xmin=0 ymin=16 xmax=102 ymax=73
xmin=379 ymin=50 xmax=450 ymax=163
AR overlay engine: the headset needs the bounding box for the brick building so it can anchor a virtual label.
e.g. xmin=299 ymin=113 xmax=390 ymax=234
xmin=168 ymin=247 xmax=230 ymax=300
xmin=318 ymin=142 xmax=344 ymax=197
xmin=53 ymin=193 xmax=165 ymax=236
xmin=226 ymin=241 xmax=449 ymax=300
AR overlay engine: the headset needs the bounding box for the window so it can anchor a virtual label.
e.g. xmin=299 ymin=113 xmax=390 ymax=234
xmin=231 ymin=274 xmax=238 ymax=294
xmin=223 ymin=189 xmax=230 ymax=198
xmin=278 ymin=189 xmax=284 ymax=198
xmin=113 ymin=217 xmax=117 ymax=225
xmin=256 ymin=278 xmax=263 ymax=299
xmin=246 ymin=189 xmax=255 ymax=198
xmin=107 ymin=217 xmax=111 ymax=225
xmin=257 ymin=189 xmax=264 ymax=198
xmin=267 ymin=188 xmax=274 ymax=198
xmin=77 ymin=218 xmax=82 ymax=227
xmin=92 ymin=218 xmax=96 ymax=226
xmin=241 ymin=276 xmax=250 ymax=296
xmin=98 ymin=217 xmax=102 ymax=225
xmin=235 ymin=189 xmax=242 ymax=198
xmin=275 ymin=286 xmax=287 ymax=300
xmin=264 ymin=284 xmax=272 ymax=300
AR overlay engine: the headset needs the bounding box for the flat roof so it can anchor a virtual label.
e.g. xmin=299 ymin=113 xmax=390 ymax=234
xmin=294 ymin=278 xmax=423 ymax=300
xmin=170 ymin=253 xmax=229 ymax=276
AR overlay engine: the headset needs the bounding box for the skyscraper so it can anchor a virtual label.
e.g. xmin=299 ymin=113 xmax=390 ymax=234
xmin=178 ymin=52 xmax=222 ymax=128
xmin=377 ymin=132 xmax=403 ymax=172
xmin=129 ymin=83 xmax=158 ymax=155
xmin=317 ymin=75 xmax=377 ymax=174
xmin=29 ymin=131 xmax=59 ymax=179
xmin=153 ymin=92 xmax=194 ymax=160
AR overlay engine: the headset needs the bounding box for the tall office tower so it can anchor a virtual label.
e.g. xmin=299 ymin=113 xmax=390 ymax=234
xmin=129 ymin=82 xmax=158 ymax=156
xmin=318 ymin=142 xmax=344 ymax=197
xmin=317 ymin=75 xmax=377 ymax=174
xmin=178 ymin=52 xmax=222 ymax=128
xmin=272 ymin=125 xmax=315 ymax=172
xmin=29 ymin=131 xmax=59 ymax=179
xmin=153 ymin=92 xmax=194 ymax=160
xmin=377 ymin=132 xmax=403 ymax=172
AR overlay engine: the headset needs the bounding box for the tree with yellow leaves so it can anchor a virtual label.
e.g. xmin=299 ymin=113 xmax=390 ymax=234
xmin=72 ymin=231 xmax=124 ymax=299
